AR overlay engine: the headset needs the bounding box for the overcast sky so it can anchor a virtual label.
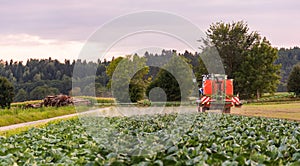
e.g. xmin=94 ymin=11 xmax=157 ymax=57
xmin=0 ymin=0 xmax=299 ymax=62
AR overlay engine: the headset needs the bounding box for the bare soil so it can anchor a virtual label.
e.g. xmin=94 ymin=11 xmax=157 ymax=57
xmin=231 ymin=102 xmax=300 ymax=121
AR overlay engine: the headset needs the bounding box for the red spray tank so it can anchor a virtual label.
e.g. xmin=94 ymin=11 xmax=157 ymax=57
xmin=197 ymin=74 xmax=242 ymax=113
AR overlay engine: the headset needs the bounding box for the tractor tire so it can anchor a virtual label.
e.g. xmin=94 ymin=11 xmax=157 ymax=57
xmin=223 ymin=108 xmax=231 ymax=113
xmin=202 ymin=107 xmax=209 ymax=112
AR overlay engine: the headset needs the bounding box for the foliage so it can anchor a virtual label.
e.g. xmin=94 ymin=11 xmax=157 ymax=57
xmin=0 ymin=58 xmax=111 ymax=102
xmin=0 ymin=114 xmax=299 ymax=165
xmin=0 ymin=77 xmax=14 ymax=109
xmin=0 ymin=106 xmax=76 ymax=127
xmin=194 ymin=57 xmax=208 ymax=84
xmin=106 ymin=57 xmax=124 ymax=89
xmin=206 ymin=21 xmax=259 ymax=78
xmin=1 ymin=52 xmax=199 ymax=102
xmin=276 ymin=47 xmax=300 ymax=91
xmin=235 ymin=38 xmax=281 ymax=98
xmin=147 ymin=69 xmax=181 ymax=101
xmin=247 ymin=92 xmax=297 ymax=104
xmin=146 ymin=55 xmax=195 ymax=101
xmin=107 ymin=55 xmax=149 ymax=102
xmin=0 ymin=44 xmax=296 ymax=103
xmin=14 ymin=89 xmax=27 ymax=102
xmin=129 ymin=78 xmax=146 ymax=102
xmin=206 ymin=21 xmax=281 ymax=99
xmin=29 ymin=86 xmax=60 ymax=100
xmin=287 ymin=64 xmax=300 ymax=96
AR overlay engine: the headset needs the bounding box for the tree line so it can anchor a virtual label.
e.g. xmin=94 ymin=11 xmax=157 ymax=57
xmin=275 ymin=47 xmax=300 ymax=92
xmin=0 ymin=58 xmax=111 ymax=102
xmin=1 ymin=20 xmax=300 ymax=108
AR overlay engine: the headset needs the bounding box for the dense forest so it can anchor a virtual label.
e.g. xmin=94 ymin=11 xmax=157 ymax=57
xmin=0 ymin=50 xmax=200 ymax=102
xmin=0 ymin=58 xmax=110 ymax=101
xmin=0 ymin=46 xmax=298 ymax=102
xmin=276 ymin=47 xmax=300 ymax=91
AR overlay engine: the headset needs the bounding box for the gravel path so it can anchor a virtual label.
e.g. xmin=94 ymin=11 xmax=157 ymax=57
xmin=0 ymin=107 xmax=112 ymax=132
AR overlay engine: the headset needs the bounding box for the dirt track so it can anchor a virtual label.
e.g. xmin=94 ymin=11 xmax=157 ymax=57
xmin=231 ymin=102 xmax=300 ymax=121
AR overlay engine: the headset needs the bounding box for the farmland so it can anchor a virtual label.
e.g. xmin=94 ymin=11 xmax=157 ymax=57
xmin=0 ymin=97 xmax=114 ymax=127
xmin=232 ymin=102 xmax=300 ymax=121
xmin=0 ymin=112 xmax=300 ymax=165
xmin=0 ymin=99 xmax=299 ymax=165
xmin=0 ymin=106 xmax=76 ymax=127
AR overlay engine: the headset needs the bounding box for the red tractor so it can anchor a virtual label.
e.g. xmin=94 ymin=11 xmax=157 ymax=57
xmin=196 ymin=74 xmax=242 ymax=113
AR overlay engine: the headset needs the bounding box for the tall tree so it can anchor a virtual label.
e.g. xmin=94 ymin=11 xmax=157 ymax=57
xmin=234 ymin=38 xmax=281 ymax=98
xmin=146 ymin=69 xmax=181 ymax=101
xmin=207 ymin=21 xmax=259 ymax=79
xmin=206 ymin=21 xmax=280 ymax=98
xmin=106 ymin=57 xmax=124 ymax=89
xmin=107 ymin=55 xmax=149 ymax=102
xmin=146 ymin=55 xmax=194 ymax=101
xmin=0 ymin=77 xmax=14 ymax=109
xmin=287 ymin=64 xmax=300 ymax=96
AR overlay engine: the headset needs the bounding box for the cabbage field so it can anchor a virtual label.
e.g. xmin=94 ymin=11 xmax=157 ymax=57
xmin=0 ymin=113 xmax=300 ymax=165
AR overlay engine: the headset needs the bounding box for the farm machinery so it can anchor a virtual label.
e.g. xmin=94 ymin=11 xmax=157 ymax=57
xmin=196 ymin=74 xmax=242 ymax=113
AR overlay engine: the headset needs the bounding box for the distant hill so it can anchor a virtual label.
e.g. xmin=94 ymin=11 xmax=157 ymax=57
xmin=276 ymin=47 xmax=300 ymax=91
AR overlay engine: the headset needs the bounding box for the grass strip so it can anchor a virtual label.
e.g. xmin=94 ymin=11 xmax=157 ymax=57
xmin=0 ymin=106 xmax=80 ymax=127
xmin=0 ymin=116 xmax=78 ymax=137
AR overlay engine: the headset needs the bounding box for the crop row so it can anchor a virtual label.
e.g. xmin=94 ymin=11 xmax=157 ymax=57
xmin=0 ymin=113 xmax=299 ymax=165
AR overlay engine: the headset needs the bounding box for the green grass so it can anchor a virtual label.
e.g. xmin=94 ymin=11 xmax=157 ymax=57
xmin=0 ymin=106 xmax=77 ymax=127
xmin=78 ymin=96 xmax=115 ymax=104
xmin=0 ymin=116 xmax=78 ymax=137
xmin=11 ymin=100 xmax=42 ymax=108
xmin=246 ymin=92 xmax=299 ymax=104
xmin=0 ymin=97 xmax=114 ymax=127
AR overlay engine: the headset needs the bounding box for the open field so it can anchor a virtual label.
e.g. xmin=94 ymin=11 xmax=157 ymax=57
xmin=232 ymin=102 xmax=300 ymax=121
xmin=0 ymin=106 xmax=76 ymax=127
xmin=1 ymin=100 xmax=299 ymax=128
xmin=0 ymin=116 xmax=78 ymax=137
xmin=0 ymin=97 xmax=115 ymax=127
xmin=0 ymin=102 xmax=299 ymax=164
xmin=0 ymin=106 xmax=99 ymax=127
xmin=0 ymin=113 xmax=299 ymax=165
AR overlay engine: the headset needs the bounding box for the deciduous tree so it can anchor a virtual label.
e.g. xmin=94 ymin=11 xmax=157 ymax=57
xmin=206 ymin=21 xmax=281 ymax=98
xmin=146 ymin=55 xmax=194 ymax=101
xmin=107 ymin=55 xmax=149 ymax=102
xmin=0 ymin=77 xmax=14 ymax=109
xmin=287 ymin=64 xmax=300 ymax=96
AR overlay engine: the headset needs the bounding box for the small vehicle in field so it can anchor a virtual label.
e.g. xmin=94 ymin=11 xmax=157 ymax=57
xmin=196 ymin=74 xmax=242 ymax=113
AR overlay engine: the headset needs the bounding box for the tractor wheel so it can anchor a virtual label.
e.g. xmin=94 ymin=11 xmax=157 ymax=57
xmin=202 ymin=107 xmax=209 ymax=112
xmin=223 ymin=108 xmax=231 ymax=113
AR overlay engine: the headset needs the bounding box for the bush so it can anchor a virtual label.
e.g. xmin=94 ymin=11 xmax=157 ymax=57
xmin=29 ymin=86 xmax=59 ymax=100
xmin=0 ymin=77 xmax=14 ymax=109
